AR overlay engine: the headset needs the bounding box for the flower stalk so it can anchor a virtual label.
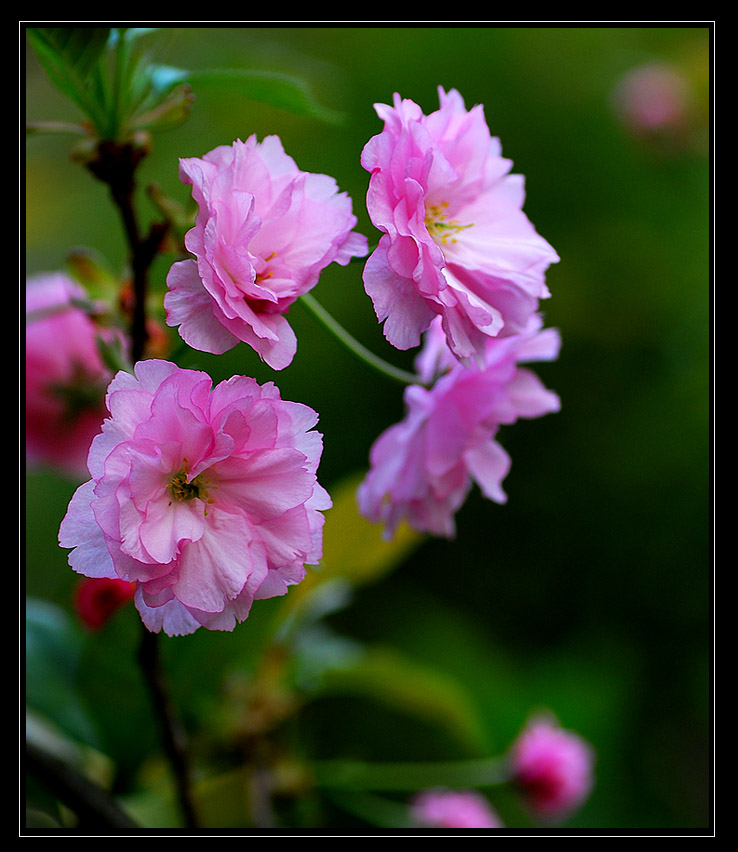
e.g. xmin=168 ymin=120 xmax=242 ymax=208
xmin=298 ymin=292 xmax=424 ymax=387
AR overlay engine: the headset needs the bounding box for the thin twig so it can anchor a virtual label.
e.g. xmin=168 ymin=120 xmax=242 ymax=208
xmin=137 ymin=627 xmax=199 ymax=829
xmin=25 ymin=739 xmax=139 ymax=829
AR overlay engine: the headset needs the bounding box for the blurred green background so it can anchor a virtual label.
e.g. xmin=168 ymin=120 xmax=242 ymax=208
xmin=25 ymin=26 xmax=711 ymax=831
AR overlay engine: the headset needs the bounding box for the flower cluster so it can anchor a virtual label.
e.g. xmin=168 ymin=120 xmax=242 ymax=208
xmin=59 ymin=360 xmax=330 ymax=636
xmin=165 ymin=135 xmax=368 ymax=370
xmin=54 ymin=87 xmax=560 ymax=641
xmin=356 ymin=88 xmax=561 ymax=539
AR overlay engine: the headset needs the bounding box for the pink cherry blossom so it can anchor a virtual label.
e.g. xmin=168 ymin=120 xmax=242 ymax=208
xmin=165 ymin=135 xmax=368 ymax=370
xmin=509 ymin=715 xmax=595 ymax=822
xmin=361 ymin=87 xmax=559 ymax=366
xmin=26 ymin=272 xmax=113 ymax=479
xmin=58 ymin=360 xmax=331 ymax=636
xmin=410 ymin=789 xmax=503 ymax=829
xmin=357 ymin=315 xmax=561 ymax=539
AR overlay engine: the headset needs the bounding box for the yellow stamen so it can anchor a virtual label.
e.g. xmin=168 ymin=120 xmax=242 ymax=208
xmin=425 ymin=201 xmax=473 ymax=245
xmin=168 ymin=469 xmax=207 ymax=503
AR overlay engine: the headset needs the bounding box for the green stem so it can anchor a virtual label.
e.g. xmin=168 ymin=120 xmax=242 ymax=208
xmin=311 ymin=756 xmax=510 ymax=793
xmin=299 ymin=292 xmax=424 ymax=387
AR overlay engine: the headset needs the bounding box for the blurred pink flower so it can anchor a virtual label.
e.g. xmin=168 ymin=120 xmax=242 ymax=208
xmin=612 ymin=62 xmax=692 ymax=135
xmin=59 ymin=360 xmax=331 ymax=636
xmin=74 ymin=577 xmax=136 ymax=630
xmin=165 ymin=135 xmax=368 ymax=370
xmin=26 ymin=272 xmax=113 ymax=479
xmin=357 ymin=315 xmax=561 ymax=539
xmin=410 ymin=788 xmax=503 ymax=829
xmin=510 ymin=715 xmax=595 ymax=822
xmin=361 ymin=87 xmax=558 ymax=366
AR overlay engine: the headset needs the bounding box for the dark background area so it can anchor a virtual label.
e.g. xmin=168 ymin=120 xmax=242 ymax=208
xmin=25 ymin=26 xmax=711 ymax=831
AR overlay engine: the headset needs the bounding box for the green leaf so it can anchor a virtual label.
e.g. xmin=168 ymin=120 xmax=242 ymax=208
xmin=153 ymin=65 xmax=345 ymax=124
xmin=311 ymin=645 xmax=489 ymax=754
xmin=25 ymin=598 xmax=100 ymax=748
xmin=27 ymin=27 xmax=111 ymax=129
xmin=29 ymin=27 xmax=111 ymax=78
xmin=107 ymin=27 xmax=160 ymax=46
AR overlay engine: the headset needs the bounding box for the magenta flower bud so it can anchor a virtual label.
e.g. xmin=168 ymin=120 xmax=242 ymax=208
xmin=410 ymin=788 xmax=503 ymax=829
xmin=510 ymin=715 xmax=595 ymax=822
xmin=74 ymin=577 xmax=135 ymax=630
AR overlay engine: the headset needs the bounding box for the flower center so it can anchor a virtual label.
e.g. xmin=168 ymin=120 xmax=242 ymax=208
xmin=425 ymin=201 xmax=473 ymax=246
xmin=168 ymin=470 xmax=207 ymax=503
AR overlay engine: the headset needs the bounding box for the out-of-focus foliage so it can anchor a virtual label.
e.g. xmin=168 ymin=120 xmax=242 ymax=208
xmin=25 ymin=25 xmax=711 ymax=831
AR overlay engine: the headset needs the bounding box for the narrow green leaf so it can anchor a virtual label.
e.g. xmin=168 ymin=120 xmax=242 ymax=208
xmin=26 ymin=27 xmax=110 ymax=128
xmin=161 ymin=66 xmax=345 ymax=124
xmin=29 ymin=27 xmax=111 ymax=78
xmin=107 ymin=27 xmax=160 ymax=47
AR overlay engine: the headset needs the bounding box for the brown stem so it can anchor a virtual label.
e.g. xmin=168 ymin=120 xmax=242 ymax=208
xmin=84 ymin=139 xmax=168 ymax=364
xmin=85 ymin=138 xmax=190 ymax=827
xmin=26 ymin=739 xmax=139 ymax=829
xmin=137 ymin=626 xmax=199 ymax=829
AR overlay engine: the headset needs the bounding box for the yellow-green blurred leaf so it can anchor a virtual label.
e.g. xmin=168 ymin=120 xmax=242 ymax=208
xmin=280 ymin=473 xmax=423 ymax=630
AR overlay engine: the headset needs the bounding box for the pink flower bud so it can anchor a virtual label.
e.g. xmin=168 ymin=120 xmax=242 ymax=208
xmin=510 ymin=715 xmax=595 ymax=822
xmin=410 ymin=788 xmax=503 ymax=829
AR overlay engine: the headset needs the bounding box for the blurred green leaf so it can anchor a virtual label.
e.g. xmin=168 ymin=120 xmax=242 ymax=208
xmin=276 ymin=473 xmax=423 ymax=633
xmin=27 ymin=28 xmax=110 ymax=127
xmin=311 ymin=644 xmax=488 ymax=754
xmin=107 ymin=28 xmax=160 ymax=46
xmin=149 ymin=65 xmax=345 ymax=124
xmin=28 ymin=27 xmax=111 ymax=79
xmin=25 ymin=598 xmax=100 ymax=748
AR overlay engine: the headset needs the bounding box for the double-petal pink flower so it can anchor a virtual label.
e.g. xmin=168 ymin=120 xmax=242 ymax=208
xmin=165 ymin=135 xmax=368 ymax=370
xmin=361 ymin=87 xmax=558 ymax=365
xmin=59 ymin=359 xmax=331 ymax=636
xmin=357 ymin=315 xmax=561 ymax=539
